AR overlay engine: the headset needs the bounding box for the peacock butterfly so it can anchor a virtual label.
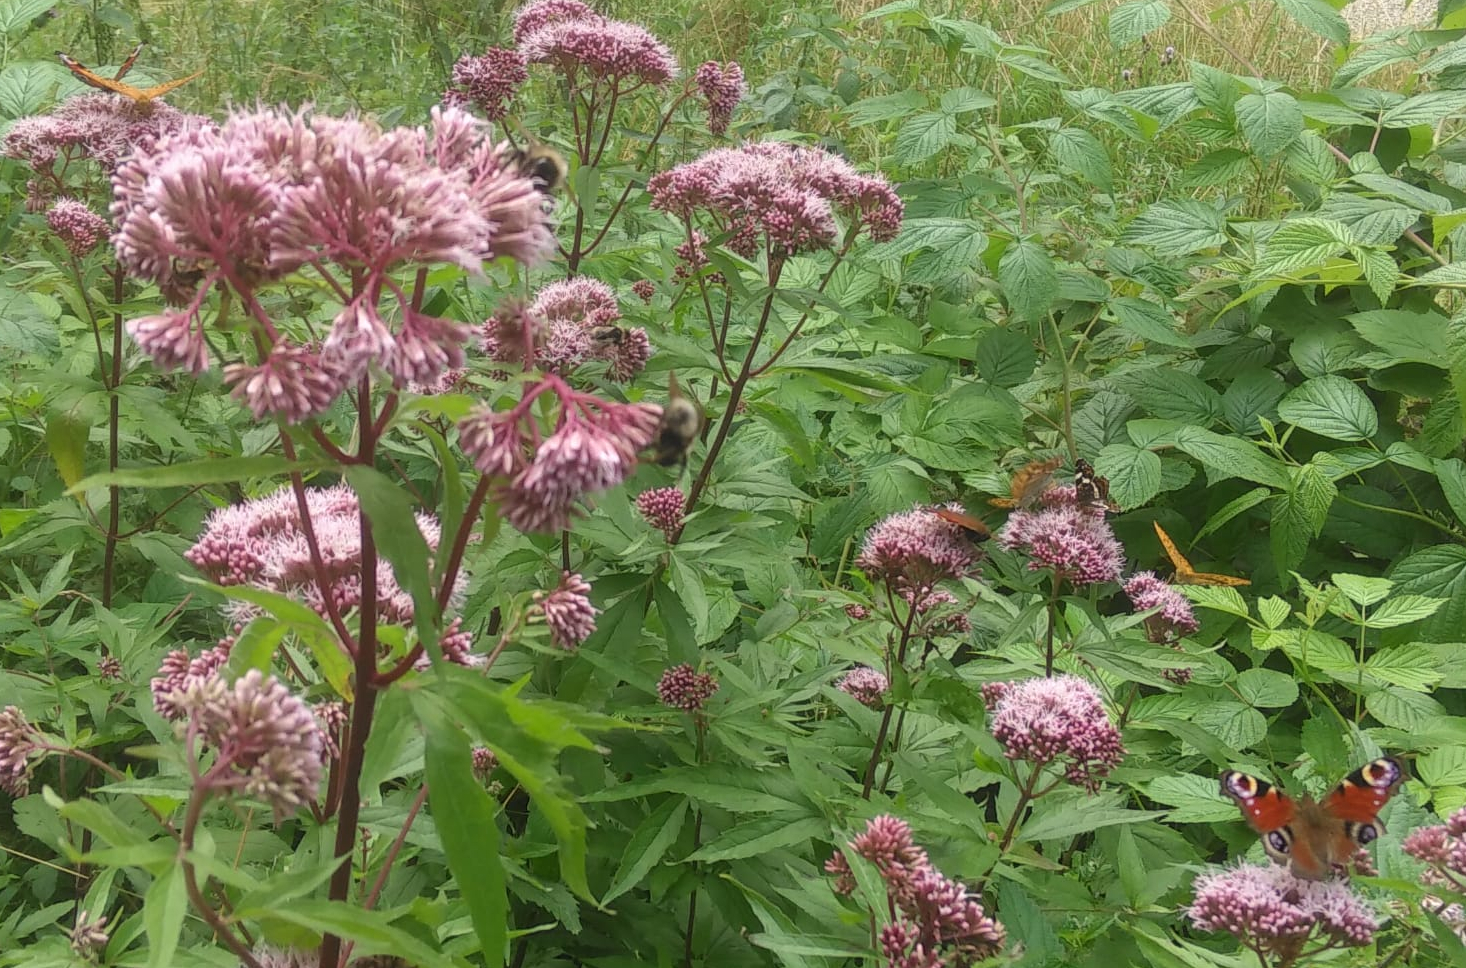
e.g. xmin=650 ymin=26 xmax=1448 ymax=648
xmin=1220 ymin=757 xmax=1404 ymax=880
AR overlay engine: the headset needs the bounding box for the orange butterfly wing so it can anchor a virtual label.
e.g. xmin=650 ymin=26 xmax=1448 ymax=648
xmin=115 ymin=43 xmax=144 ymax=81
xmin=57 ymin=50 xmax=200 ymax=103
xmin=932 ymin=507 xmax=991 ymax=542
xmin=1153 ymin=522 xmax=1250 ymax=587
xmin=988 ymin=456 xmax=1061 ymax=509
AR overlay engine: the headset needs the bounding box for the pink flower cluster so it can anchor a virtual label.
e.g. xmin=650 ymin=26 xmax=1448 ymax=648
xmin=45 ymin=198 xmax=111 ymax=255
xmin=694 ymin=61 xmax=745 ymax=136
xmin=838 ymin=667 xmax=888 ymax=708
xmin=533 ymin=571 xmax=598 ymax=649
xmin=1403 ymin=805 xmax=1466 ymax=892
xmin=856 ymin=505 xmax=979 ymax=605
xmin=827 ymin=815 xmax=1005 ymax=966
xmin=1123 ymin=571 xmax=1199 ymax=642
xmin=483 ymin=277 xmax=651 ymax=380
xmin=0 ymin=706 xmax=38 ymax=797
xmin=4 ymin=92 xmax=195 ymax=177
xmin=515 ymin=0 xmax=678 ymax=91
xmin=657 ymin=664 xmax=719 ymax=711
xmin=649 ymin=142 xmax=903 ymax=260
xmin=184 ymin=483 xmax=469 ymax=653
xmin=167 ymin=669 xmax=325 ymax=820
xmin=445 ymin=47 xmax=528 ymax=120
xmin=1188 ymin=863 xmax=1377 ymax=958
xmin=982 ymin=675 xmax=1124 ymax=792
xmin=997 ymin=488 xmax=1123 ymax=586
xmin=636 ymin=486 xmax=685 ymax=538
xmin=151 ymin=638 xmax=232 ymax=720
xmin=457 ymin=383 xmax=660 ymax=533
xmin=109 ymin=105 xmax=553 ymax=419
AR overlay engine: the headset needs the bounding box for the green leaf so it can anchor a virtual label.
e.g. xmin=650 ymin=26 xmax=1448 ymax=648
xmin=69 ymin=455 xmax=328 ymax=495
xmin=0 ymin=1 xmax=56 ymax=38
xmin=844 ymin=90 xmax=928 ymax=126
xmin=1113 ymin=369 xmax=1224 ymax=424
xmin=1108 ymin=297 xmax=1191 ymax=348
xmin=1222 ymin=368 xmax=1286 ymax=435
xmin=1235 ymin=668 xmax=1298 ymax=708
xmin=1048 ymin=126 xmax=1113 ymax=191
xmin=1270 ymin=463 xmax=1337 ymax=576
xmin=1146 ymin=775 xmax=1238 ymax=822
xmin=418 ymin=696 xmax=507 ymax=967
xmin=0 ymin=62 xmax=56 ymax=118
xmin=1018 ymin=797 xmax=1168 ymax=841
xmin=1367 ymin=686 xmax=1447 ymax=729
xmin=688 ymin=816 xmax=826 ymax=862
xmin=344 ymin=466 xmax=440 ymax=662
xmin=1192 ymin=700 xmax=1267 ymax=749
xmin=1096 ymin=443 xmax=1161 ymax=510
xmin=997 ymin=241 xmax=1058 ymax=323
xmin=1364 ymin=643 xmax=1444 ymax=690
xmin=1435 ymin=457 xmax=1466 ymax=526
xmin=1173 ymin=426 xmax=1291 ymax=488
xmin=1198 ymin=486 xmax=1274 ymax=540
xmin=143 ymin=862 xmax=185 ymax=968
xmin=238 ymin=898 xmax=452 ymax=967
xmin=1273 ymin=0 xmax=1348 ymax=42
xmin=1333 ymin=573 xmax=1393 ymax=607
xmin=604 ymin=798 xmax=688 ymax=903
xmin=895 ymin=111 xmax=957 ymax=163
xmin=46 ymin=412 xmax=87 ymax=489
xmin=1108 ymin=0 xmax=1171 ymax=46
xmin=1236 ymin=92 xmax=1303 ymax=158
xmin=1380 ymin=89 xmax=1466 ymax=127
xmin=974 ymin=327 xmax=1037 ymax=387
xmin=1349 ymin=309 xmax=1449 ymax=366
xmin=1365 ymin=595 xmax=1445 ymax=629
xmin=1182 ymin=148 xmax=1252 ymax=188
xmin=1277 ymin=375 xmax=1378 ymax=440
xmin=1121 ymin=199 xmax=1229 ymax=256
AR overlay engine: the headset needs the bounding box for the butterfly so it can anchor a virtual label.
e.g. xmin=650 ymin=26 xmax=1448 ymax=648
xmin=1220 ymin=757 xmax=1404 ymax=880
xmin=1073 ymin=458 xmax=1119 ymax=512
xmin=56 ymin=44 xmax=202 ymax=105
xmin=932 ymin=506 xmax=991 ymax=543
xmin=988 ymin=456 xmax=1062 ymax=509
xmin=1153 ymin=522 xmax=1250 ymax=587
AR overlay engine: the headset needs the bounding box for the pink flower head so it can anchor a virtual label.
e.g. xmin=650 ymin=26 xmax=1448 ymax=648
xmin=649 ymin=142 xmax=903 ymax=260
xmin=127 ymin=305 xmax=211 ymax=375
xmin=4 ymin=92 xmax=196 ymax=175
xmin=45 ymin=198 xmax=110 ymax=255
xmin=1405 ymin=806 xmax=1466 ymax=891
xmin=0 ymin=706 xmax=38 ymax=797
xmin=694 ymin=61 xmax=745 ymax=136
xmin=223 ymin=344 xmax=345 ymax=424
xmin=856 ymin=504 xmax=979 ymax=600
xmin=599 ymin=325 xmax=651 ymax=381
xmin=150 ymin=640 xmax=231 ymax=721
xmin=631 ymin=279 xmax=655 ymax=302
xmin=838 ymin=667 xmax=888 ymax=708
xmin=636 ymin=486 xmax=684 ymax=538
xmin=110 ymin=105 xmax=552 ymax=393
xmin=519 ymin=12 xmax=678 ymax=90
xmin=657 ymin=663 xmax=718 ymax=711
xmin=513 ymin=0 xmax=598 ymax=43
xmin=69 ymin=910 xmax=109 ymax=958
xmin=168 ymin=669 xmax=325 ymax=820
xmin=1188 ymin=863 xmax=1377 ymax=954
xmin=997 ymin=494 xmax=1123 ymax=587
xmin=472 ymin=745 xmax=500 ymax=780
xmin=98 ymin=655 xmax=123 ymax=681
xmin=313 ymin=700 xmax=347 ymax=761
xmin=1123 ymin=571 xmax=1200 ymax=643
xmin=983 ymin=675 xmax=1124 ymax=792
xmin=533 ymin=571 xmax=597 ymax=649
xmin=445 ymin=47 xmax=528 ymax=120
xmin=533 ymin=276 xmax=621 ymax=328
xmin=845 ymin=603 xmax=870 ymax=620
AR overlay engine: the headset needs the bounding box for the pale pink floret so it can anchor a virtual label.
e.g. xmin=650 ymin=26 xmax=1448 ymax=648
xmin=856 ymin=504 xmax=979 ymax=598
xmin=694 ymin=61 xmax=745 ymax=136
xmin=998 ymin=496 xmax=1123 ymax=587
xmin=46 ymin=198 xmax=110 ymax=255
xmin=0 ymin=706 xmax=38 ymax=797
xmin=838 ymin=667 xmax=888 ymax=708
xmin=636 ymin=486 xmax=685 ymax=538
xmin=1123 ymin=571 xmax=1200 ymax=643
xmin=223 ymin=344 xmax=345 ymax=423
xmin=519 ymin=17 xmax=678 ymax=88
xmin=4 ymin=93 xmax=196 ymax=174
xmin=1405 ymin=806 xmax=1466 ymax=891
xmin=513 ymin=0 xmax=598 ymax=43
xmin=534 ymin=571 xmax=598 ymax=649
xmin=444 ymin=47 xmax=528 ymax=120
xmin=1189 ymin=863 xmax=1377 ymax=950
xmin=982 ymin=675 xmax=1124 ymax=792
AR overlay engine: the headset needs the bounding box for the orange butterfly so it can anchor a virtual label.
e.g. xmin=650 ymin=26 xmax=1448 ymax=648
xmin=1153 ymin=522 xmax=1250 ymax=587
xmin=57 ymin=44 xmax=202 ymax=105
xmin=931 ymin=506 xmax=991 ymax=543
xmin=988 ymin=456 xmax=1063 ymax=509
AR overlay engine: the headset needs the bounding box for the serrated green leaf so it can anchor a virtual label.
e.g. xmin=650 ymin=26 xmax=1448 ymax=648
xmin=1174 ymin=427 xmax=1291 ymax=489
xmin=345 ymin=465 xmax=440 ymax=663
xmin=1048 ymin=126 xmax=1113 ymax=191
xmin=1277 ymin=375 xmax=1378 ymax=440
xmin=895 ymin=111 xmax=958 ymax=162
xmin=1121 ymin=199 xmax=1229 ymax=256
xmin=1096 ymin=443 xmax=1161 ymax=509
xmin=1236 ymin=91 xmax=1303 ymax=157
xmin=975 ymin=327 xmax=1037 ymax=387
xmin=1273 ymin=0 xmax=1348 ymax=42
xmin=1333 ymin=573 xmax=1393 ymax=607
xmin=997 ymin=240 xmax=1058 ymax=323
xmin=1109 ymin=0 xmax=1172 ymax=46
xmin=1193 ymin=700 xmax=1267 ymax=749
xmin=604 ymin=798 xmax=688 ymax=903
xmin=1108 ymin=296 xmax=1191 ymax=348
xmin=1236 ymin=668 xmax=1299 ymax=708
xmin=1365 ymin=594 xmax=1445 ymax=628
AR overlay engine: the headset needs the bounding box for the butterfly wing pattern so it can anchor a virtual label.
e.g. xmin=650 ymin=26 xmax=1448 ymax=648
xmin=57 ymin=48 xmax=202 ymax=105
xmin=988 ymin=456 xmax=1062 ymax=509
xmin=932 ymin=507 xmax=991 ymax=543
xmin=1221 ymin=758 xmax=1403 ymax=880
xmin=1153 ymin=522 xmax=1250 ymax=587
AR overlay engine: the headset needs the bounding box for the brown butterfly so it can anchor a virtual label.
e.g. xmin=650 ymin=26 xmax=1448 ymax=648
xmin=988 ymin=456 xmax=1062 ymax=509
xmin=1074 ymin=458 xmax=1119 ymax=512
xmin=57 ymin=45 xmax=202 ymax=105
xmin=1221 ymin=758 xmax=1403 ymax=880
xmin=931 ymin=506 xmax=991 ymax=543
xmin=1154 ymin=522 xmax=1250 ymax=587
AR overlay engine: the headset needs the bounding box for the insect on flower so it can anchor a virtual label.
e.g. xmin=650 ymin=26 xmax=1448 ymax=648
xmin=56 ymin=44 xmax=202 ymax=106
xmin=650 ymin=372 xmax=702 ymax=467
xmin=988 ymin=456 xmax=1062 ymax=509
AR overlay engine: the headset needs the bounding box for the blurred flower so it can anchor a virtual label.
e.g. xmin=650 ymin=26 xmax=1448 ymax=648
xmin=534 ymin=276 xmax=621 ymax=328
xmin=3 ymin=92 xmax=195 ymax=178
xmin=1343 ymin=0 xmax=1436 ymax=37
xmin=110 ymin=105 xmax=552 ymax=400
xmin=631 ymin=279 xmax=655 ymax=302
xmin=982 ymin=675 xmax=1124 ymax=792
xmin=98 ymin=654 xmax=123 ymax=681
xmin=1161 ymin=44 xmax=1177 ymax=65
xmin=844 ymin=603 xmax=870 ymax=620
xmin=313 ymin=701 xmax=347 ymax=761
xmin=828 ymin=815 xmax=1004 ymax=964
xmin=46 ymin=198 xmax=110 ymax=255
xmin=838 ymin=667 xmax=889 ymax=708
xmin=513 ymin=0 xmax=598 ymax=42
xmin=444 ymin=47 xmax=528 ymax=120
xmin=0 ymin=706 xmax=38 ymax=797
xmin=1121 ymin=68 xmax=1134 ymax=82
xmin=1188 ymin=863 xmax=1377 ymax=957
xmin=997 ymin=495 xmax=1123 ymax=587
xmin=1123 ymin=571 xmax=1199 ymax=643
xmin=472 ymin=746 xmax=499 ymax=780
xmin=856 ymin=505 xmax=979 ymax=603
xmin=69 ymin=909 xmax=109 ymax=959
xmin=150 ymin=640 xmax=231 ymax=721
xmin=1404 ymin=806 xmax=1466 ymax=891
xmin=519 ymin=13 xmax=678 ymax=90
xmin=650 ymin=142 xmax=903 ymax=260
xmin=169 ymin=669 xmax=325 ymax=819
xmin=250 ymin=945 xmax=316 ymax=968
xmin=694 ymin=61 xmax=745 ymax=136
xmin=658 ymin=663 xmax=718 ymax=711
xmin=534 ymin=571 xmax=597 ymax=649
xmin=636 ymin=486 xmax=685 ymax=538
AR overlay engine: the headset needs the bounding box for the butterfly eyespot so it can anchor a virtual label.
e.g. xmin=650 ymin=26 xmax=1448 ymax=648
xmin=1267 ymin=831 xmax=1291 ymax=853
xmin=1356 ymin=824 xmax=1378 ymax=845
